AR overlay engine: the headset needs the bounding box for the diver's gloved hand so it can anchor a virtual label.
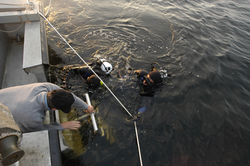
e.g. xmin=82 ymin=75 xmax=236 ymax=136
xmin=131 ymin=115 xmax=140 ymax=122
xmin=132 ymin=107 xmax=146 ymax=122
xmin=126 ymin=114 xmax=140 ymax=122
xmin=126 ymin=107 xmax=146 ymax=122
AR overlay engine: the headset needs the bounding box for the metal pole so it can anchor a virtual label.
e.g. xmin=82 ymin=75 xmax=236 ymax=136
xmin=84 ymin=93 xmax=98 ymax=132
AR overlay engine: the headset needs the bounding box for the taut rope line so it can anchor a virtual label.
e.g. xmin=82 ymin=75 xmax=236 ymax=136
xmin=37 ymin=10 xmax=133 ymax=117
xmin=35 ymin=8 xmax=143 ymax=166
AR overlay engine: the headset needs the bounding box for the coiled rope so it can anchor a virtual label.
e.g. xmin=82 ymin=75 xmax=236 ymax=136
xmin=34 ymin=6 xmax=142 ymax=166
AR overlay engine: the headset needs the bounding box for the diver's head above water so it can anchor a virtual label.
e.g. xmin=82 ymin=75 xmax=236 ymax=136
xmin=134 ymin=65 xmax=164 ymax=96
xmin=87 ymin=75 xmax=100 ymax=90
xmin=143 ymin=71 xmax=162 ymax=86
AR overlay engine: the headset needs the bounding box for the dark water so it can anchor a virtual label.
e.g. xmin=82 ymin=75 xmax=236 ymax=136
xmin=41 ymin=0 xmax=250 ymax=165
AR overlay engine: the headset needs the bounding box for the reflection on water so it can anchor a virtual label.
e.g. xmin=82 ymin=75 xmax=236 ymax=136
xmin=41 ymin=0 xmax=250 ymax=165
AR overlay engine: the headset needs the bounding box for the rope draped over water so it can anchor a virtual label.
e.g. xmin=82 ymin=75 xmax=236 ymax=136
xmin=37 ymin=10 xmax=133 ymax=118
xmin=33 ymin=6 xmax=143 ymax=166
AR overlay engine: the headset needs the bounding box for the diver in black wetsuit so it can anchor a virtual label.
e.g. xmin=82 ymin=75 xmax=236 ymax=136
xmin=129 ymin=62 xmax=169 ymax=121
xmin=62 ymin=59 xmax=113 ymax=93
xmin=135 ymin=68 xmax=164 ymax=97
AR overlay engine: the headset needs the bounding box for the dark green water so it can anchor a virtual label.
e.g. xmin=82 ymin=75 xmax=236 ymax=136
xmin=41 ymin=0 xmax=250 ymax=165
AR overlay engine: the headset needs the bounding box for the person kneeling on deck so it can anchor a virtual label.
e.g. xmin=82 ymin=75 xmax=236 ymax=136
xmin=63 ymin=58 xmax=113 ymax=93
xmin=0 ymin=83 xmax=94 ymax=133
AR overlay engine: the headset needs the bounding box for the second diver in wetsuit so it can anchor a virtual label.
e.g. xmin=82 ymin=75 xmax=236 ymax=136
xmin=129 ymin=62 xmax=169 ymax=121
xmin=62 ymin=59 xmax=113 ymax=93
xmin=135 ymin=68 xmax=164 ymax=97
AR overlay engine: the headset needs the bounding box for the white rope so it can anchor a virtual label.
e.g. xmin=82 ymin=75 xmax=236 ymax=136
xmin=45 ymin=0 xmax=52 ymax=18
xmin=37 ymin=11 xmax=133 ymax=117
xmin=36 ymin=8 xmax=143 ymax=166
xmin=134 ymin=121 xmax=143 ymax=166
xmin=0 ymin=22 xmax=24 ymax=33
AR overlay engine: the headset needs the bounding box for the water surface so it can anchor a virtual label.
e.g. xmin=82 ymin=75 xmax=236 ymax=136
xmin=41 ymin=0 xmax=250 ymax=165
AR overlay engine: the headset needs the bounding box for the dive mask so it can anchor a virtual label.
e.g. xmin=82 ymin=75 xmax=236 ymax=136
xmin=144 ymin=76 xmax=153 ymax=86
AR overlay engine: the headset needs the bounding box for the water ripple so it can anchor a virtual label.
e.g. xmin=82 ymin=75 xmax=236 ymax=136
xmin=42 ymin=0 xmax=250 ymax=165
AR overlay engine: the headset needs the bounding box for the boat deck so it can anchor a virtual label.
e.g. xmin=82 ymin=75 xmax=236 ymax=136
xmin=0 ymin=37 xmax=52 ymax=166
xmin=0 ymin=0 xmax=58 ymax=166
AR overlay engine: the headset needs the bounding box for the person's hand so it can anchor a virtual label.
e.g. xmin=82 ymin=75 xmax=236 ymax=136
xmin=86 ymin=105 xmax=94 ymax=114
xmin=61 ymin=121 xmax=81 ymax=130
